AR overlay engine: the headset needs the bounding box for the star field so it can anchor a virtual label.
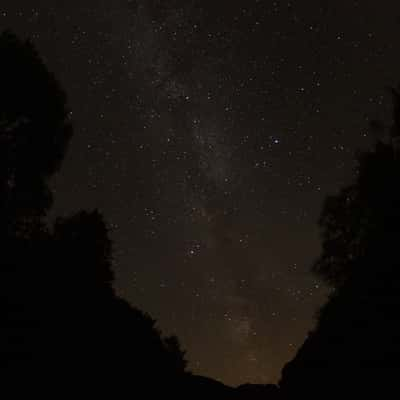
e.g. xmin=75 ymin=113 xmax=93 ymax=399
xmin=2 ymin=0 xmax=400 ymax=385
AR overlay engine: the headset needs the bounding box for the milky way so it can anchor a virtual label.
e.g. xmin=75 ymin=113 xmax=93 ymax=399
xmin=2 ymin=0 xmax=400 ymax=385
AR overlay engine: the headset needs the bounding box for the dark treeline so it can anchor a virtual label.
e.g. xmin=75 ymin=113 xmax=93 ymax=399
xmin=279 ymin=92 xmax=400 ymax=398
xmin=0 ymin=31 xmax=188 ymax=398
xmin=2 ymin=30 xmax=400 ymax=399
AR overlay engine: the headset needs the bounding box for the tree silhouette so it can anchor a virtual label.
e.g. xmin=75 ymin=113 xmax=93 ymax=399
xmin=311 ymin=87 xmax=400 ymax=288
xmin=0 ymin=31 xmax=72 ymax=229
xmin=280 ymin=90 xmax=400 ymax=399
xmin=0 ymin=31 xmax=72 ymax=393
xmin=0 ymin=32 xmax=188 ymax=397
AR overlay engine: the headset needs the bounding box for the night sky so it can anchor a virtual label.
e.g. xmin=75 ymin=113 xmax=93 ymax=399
xmin=2 ymin=1 xmax=400 ymax=385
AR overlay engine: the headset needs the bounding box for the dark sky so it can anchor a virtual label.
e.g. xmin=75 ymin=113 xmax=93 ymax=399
xmin=2 ymin=0 xmax=400 ymax=385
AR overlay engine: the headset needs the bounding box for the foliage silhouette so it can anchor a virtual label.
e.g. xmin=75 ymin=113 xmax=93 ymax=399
xmin=280 ymin=90 xmax=400 ymax=398
xmin=0 ymin=30 xmax=72 ymax=393
xmin=0 ymin=31 xmax=72 ymax=228
xmin=0 ymin=32 xmax=188 ymax=397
